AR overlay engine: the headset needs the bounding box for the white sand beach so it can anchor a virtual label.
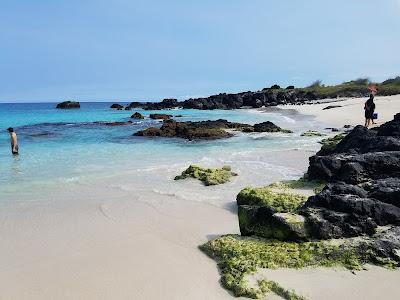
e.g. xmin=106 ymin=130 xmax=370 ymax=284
xmin=0 ymin=96 xmax=399 ymax=300
xmin=279 ymin=94 xmax=400 ymax=128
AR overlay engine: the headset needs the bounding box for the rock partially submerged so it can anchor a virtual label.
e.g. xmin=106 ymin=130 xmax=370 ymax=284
xmin=131 ymin=112 xmax=144 ymax=119
xmin=134 ymin=119 xmax=291 ymax=140
xmin=301 ymin=130 xmax=326 ymax=137
xmin=149 ymin=113 xmax=172 ymax=120
xmin=110 ymin=103 xmax=124 ymax=110
xmin=253 ymin=121 xmax=292 ymax=133
xmin=134 ymin=119 xmax=235 ymax=140
xmin=94 ymin=121 xmax=133 ymax=126
xmin=56 ymin=101 xmax=80 ymax=109
xmin=126 ymin=98 xmax=179 ymax=110
xmin=175 ymin=165 xmax=237 ymax=186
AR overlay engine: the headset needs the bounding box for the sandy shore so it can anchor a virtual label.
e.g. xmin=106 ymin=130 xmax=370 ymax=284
xmin=1 ymin=97 xmax=399 ymax=300
xmin=0 ymin=148 xmax=311 ymax=300
xmin=278 ymin=94 xmax=400 ymax=128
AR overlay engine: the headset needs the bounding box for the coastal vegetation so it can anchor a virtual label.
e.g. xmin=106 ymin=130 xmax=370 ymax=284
xmin=174 ymin=165 xmax=237 ymax=186
xmin=301 ymin=77 xmax=400 ymax=98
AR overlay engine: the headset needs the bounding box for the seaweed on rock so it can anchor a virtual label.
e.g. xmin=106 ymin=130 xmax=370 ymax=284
xmin=200 ymin=235 xmax=394 ymax=299
xmin=174 ymin=165 xmax=237 ymax=186
xmin=237 ymin=187 xmax=306 ymax=213
xmin=317 ymin=133 xmax=346 ymax=155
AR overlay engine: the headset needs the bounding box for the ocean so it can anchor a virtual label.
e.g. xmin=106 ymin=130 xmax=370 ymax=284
xmin=0 ymin=102 xmax=325 ymax=204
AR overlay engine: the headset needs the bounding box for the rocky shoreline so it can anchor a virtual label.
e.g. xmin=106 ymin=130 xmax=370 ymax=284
xmin=202 ymin=113 xmax=400 ymax=299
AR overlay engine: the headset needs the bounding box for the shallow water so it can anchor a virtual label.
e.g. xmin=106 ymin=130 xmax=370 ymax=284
xmin=0 ymin=102 xmax=325 ymax=204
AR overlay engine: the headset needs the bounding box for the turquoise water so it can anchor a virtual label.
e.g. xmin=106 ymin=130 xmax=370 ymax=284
xmin=0 ymin=102 xmax=324 ymax=201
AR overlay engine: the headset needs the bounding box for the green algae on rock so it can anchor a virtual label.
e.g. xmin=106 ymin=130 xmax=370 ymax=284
xmin=237 ymin=187 xmax=306 ymax=213
xmin=258 ymin=280 xmax=307 ymax=300
xmin=200 ymin=234 xmax=395 ymax=299
xmin=317 ymin=133 xmax=347 ymax=155
xmin=237 ymin=187 xmax=309 ymax=241
xmin=268 ymin=177 xmax=327 ymax=194
xmin=300 ymin=130 xmax=326 ymax=137
xmin=174 ymin=165 xmax=237 ymax=186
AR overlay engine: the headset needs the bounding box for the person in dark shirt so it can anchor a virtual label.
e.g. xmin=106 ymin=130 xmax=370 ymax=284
xmin=364 ymin=94 xmax=376 ymax=127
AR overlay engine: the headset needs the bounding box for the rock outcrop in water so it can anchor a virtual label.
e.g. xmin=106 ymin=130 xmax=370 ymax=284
xmin=131 ymin=112 xmax=144 ymax=119
xmin=110 ymin=103 xmax=124 ymax=110
xmin=149 ymin=113 xmax=173 ymax=120
xmin=175 ymin=165 xmax=237 ymax=186
xmin=134 ymin=119 xmax=291 ymax=140
xmin=56 ymin=101 xmax=80 ymax=109
xmin=126 ymin=98 xmax=179 ymax=110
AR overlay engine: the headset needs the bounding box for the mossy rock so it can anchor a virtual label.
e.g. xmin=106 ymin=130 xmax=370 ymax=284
xmin=268 ymin=177 xmax=327 ymax=194
xmin=238 ymin=206 xmax=309 ymax=241
xmin=318 ymin=133 xmax=346 ymax=155
xmin=200 ymin=235 xmax=396 ymax=299
xmin=174 ymin=165 xmax=237 ymax=186
xmin=237 ymin=187 xmax=306 ymax=213
xmin=301 ymin=130 xmax=326 ymax=137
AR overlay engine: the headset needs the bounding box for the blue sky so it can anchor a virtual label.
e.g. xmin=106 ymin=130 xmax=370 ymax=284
xmin=0 ymin=0 xmax=399 ymax=102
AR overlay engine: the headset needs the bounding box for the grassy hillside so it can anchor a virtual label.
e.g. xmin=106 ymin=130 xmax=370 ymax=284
xmin=271 ymin=77 xmax=400 ymax=99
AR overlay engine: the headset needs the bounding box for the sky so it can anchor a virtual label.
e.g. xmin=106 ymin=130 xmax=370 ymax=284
xmin=0 ymin=0 xmax=399 ymax=103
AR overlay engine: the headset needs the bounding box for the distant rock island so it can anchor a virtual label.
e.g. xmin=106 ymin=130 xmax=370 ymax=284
xmin=56 ymin=101 xmax=80 ymax=109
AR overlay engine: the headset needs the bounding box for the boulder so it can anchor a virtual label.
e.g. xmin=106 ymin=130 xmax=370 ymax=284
xmin=149 ymin=114 xmax=172 ymax=120
xmin=174 ymin=165 xmax=237 ymax=186
xmin=305 ymin=184 xmax=400 ymax=226
xmin=131 ymin=112 xmax=144 ymax=119
xmin=238 ymin=205 xmax=308 ymax=241
xmin=56 ymin=101 xmax=80 ymax=109
xmin=134 ymin=119 xmax=281 ymax=140
xmin=308 ymin=151 xmax=400 ymax=184
xmin=134 ymin=119 xmax=234 ymax=140
xmin=253 ymin=121 xmax=292 ymax=133
xmin=330 ymin=126 xmax=400 ymax=154
xmin=300 ymin=206 xmax=377 ymax=239
xmin=377 ymin=113 xmax=400 ymax=137
xmin=367 ymin=178 xmax=400 ymax=208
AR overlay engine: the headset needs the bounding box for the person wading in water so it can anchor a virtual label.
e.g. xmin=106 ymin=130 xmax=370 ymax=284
xmin=7 ymin=127 xmax=19 ymax=155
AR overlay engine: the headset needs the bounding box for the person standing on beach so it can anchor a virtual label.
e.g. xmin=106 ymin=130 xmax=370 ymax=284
xmin=7 ymin=128 xmax=19 ymax=155
xmin=364 ymin=94 xmax=376 ymax=127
